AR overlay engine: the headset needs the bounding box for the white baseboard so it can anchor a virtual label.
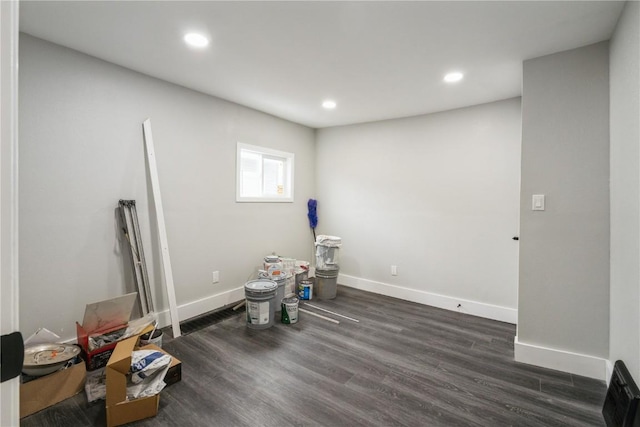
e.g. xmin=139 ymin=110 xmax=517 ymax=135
xmin=605 ymin=359 xmax=614 ymax=385
xmin=514 ymin=336 xmax=608 ymax=380
xmin=338 ymin=273 xmax=517 ymax=324
xmin=64 ymin=287 xmax=245 ymax=344
xmin=157 ymin=286 xmax=245 ymax=329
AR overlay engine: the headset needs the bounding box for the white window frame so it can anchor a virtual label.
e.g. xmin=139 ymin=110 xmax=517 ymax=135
xmin=236 ymin=142 xmax=295 ymax=203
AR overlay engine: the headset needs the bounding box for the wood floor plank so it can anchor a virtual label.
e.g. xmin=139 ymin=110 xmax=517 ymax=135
xmin=434 ymin=362 xmax=605 ymax=426
xmin=20 ymin=285 xmax=607 ymax=427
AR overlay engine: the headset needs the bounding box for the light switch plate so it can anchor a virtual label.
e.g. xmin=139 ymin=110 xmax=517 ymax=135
xmin=532 ymin=194 xmax=545 ymax=211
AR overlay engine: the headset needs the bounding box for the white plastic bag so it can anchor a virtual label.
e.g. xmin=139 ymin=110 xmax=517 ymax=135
xmin=126 ymin=349 xmax=171 ymax=399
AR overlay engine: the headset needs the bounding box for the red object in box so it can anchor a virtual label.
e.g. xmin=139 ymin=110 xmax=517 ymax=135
xmin=75 ymin=293 xmax=138 ymax=371
xmin=76 ymin=323 xmax=126 ymax=370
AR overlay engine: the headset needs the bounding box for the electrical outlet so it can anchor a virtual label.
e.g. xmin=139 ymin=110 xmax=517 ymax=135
xmin=391 ymin=265 xmax=398 ymax=276
xmin=212 ymin=271 xmax=219 ymax=284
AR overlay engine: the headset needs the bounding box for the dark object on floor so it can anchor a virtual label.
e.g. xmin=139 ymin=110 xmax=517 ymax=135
xmin=603 ymin=360 xmax=640 ymax=427
xmin=180 ymin=304 xmax=245 ymax=335
xmin=1 ymin=331 xmax=24 ymax=382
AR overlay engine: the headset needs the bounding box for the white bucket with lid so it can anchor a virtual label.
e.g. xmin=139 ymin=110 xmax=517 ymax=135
xmin=245 ymin=279 xmax=278 ymax=329
xmin=263 ymin=255 xmax=282 ymax=274
xmin=281 ymin=295 xmax=299 ymax=324
xmin=259 ymin=270 xmax=286 ymax=312
xmin=272 ymin=275 xmax=286 ymax=313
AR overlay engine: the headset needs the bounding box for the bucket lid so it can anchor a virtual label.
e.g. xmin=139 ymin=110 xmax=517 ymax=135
xmin=268 ymin=271 xmax=286 ymax=282
xmin=282 ymin=295 xmax=299 ymax=304
xmin=264 ymin=255 xmax=280 ymax=263
xmin=245 ymin=279 xmax=277 ymax=293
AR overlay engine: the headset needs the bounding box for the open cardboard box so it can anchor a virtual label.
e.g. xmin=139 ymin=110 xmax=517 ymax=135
xmin=20 ymin=358 xmax=86 ymax=418
xmin=76 ymin=293 xmax=138 ymax=370
xmin=106 ymin=329 xmax=181 ymax=427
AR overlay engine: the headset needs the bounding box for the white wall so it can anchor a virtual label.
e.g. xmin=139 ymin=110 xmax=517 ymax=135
xmin=516 ymin=42 xmax=610 ymax=379
xmin=19 ymin=34 xmax=315 ymax=341
xmin=316 ymin=99 xmax=522 ymax=322
xmin=610 ymin=0 xmax=640 ymax=383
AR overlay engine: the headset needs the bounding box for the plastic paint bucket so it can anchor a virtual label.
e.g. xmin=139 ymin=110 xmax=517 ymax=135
xmin=315 ymin=269 xmax=339 ymax=300
xmin=140 ymin=329 xmax=163 ymax=348
xmin=280 ymin=257 xmax=296 ymax=275
xmin=258 ymin=271 xmax=285 ymax=312
xmin=264 ymin=256 xmax=282 ymax=273
xmin=272 ymin=276 xmax=286 ymax=313
xmin=245 ymin=279 xmax=278 ymax=329
xmin=281 ymin=295 xmax=299 ymax=324
xmin=295 ymin=268 xmax=309 ymax=287
xmin=284 ymin=273 xmax=296 ymax=295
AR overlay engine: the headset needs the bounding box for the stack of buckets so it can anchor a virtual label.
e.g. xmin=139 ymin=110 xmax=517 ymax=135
xmin=314 ymin=235 xmax=342 ymax=300
xmin=245 ymin=255 xmax=310 ymax=329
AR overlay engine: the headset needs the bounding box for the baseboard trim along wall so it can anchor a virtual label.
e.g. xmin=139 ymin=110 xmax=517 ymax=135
xmin=338 ymin=273 xmax=518 ymax=324
xmin=514 ymin=337 xmax=609 ymax=380
xmin=605 ymin=359 xmax=614 ymax=385
xmin=64 ymin=287 xmax=245 ymax=344
xmin=157 ymin=286 xmax=245 ymax=328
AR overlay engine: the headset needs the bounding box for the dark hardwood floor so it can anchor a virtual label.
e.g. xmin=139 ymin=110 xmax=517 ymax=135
xmin=21 ymin=286 xmax=607 ymax=426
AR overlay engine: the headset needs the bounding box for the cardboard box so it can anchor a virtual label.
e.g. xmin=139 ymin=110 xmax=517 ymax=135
xmin=76 ymin=293 xmax=138 ymax=371
xmin=106 ymin=333 xmax=181 ymax=427
xmin=76 ymin=323 xmax=124 ymax=370
xmin=138 ymin=343 xmax=182 ymax=387
xmin=20 ymin=359 xmax=86 ymax=418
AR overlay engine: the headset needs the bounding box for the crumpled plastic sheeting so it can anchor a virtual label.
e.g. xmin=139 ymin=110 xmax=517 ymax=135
xmin=315 ymin=235 xmax=342 ymax=247
xmin=88 ymin=313 xmax=157 ymax=351
xmin=127 ymin=349 xmax=171 ymax=399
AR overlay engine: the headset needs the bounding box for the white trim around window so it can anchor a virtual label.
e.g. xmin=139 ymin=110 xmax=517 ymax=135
xmin=236 ymin=142 xmax=294 ymax=203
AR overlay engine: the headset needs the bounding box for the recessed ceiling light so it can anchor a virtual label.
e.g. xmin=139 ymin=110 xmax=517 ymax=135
xmin=184 ymin=33 xmax=209 ymax=48
xmin=444 ymin=72 xmax=464 ymax=83
xmin=322 ymin=100 xmax=337 ymax=109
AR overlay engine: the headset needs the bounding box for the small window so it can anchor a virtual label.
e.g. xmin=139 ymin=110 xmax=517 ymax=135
xmin=236 ymin=143 xmax=294 ymax=202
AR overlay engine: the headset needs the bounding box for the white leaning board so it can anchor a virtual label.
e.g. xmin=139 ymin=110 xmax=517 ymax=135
xmin=142 ymin=118 xmax=181 ymax=338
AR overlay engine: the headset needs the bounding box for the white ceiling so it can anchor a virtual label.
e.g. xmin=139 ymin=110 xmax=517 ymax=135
xmin=20 ymin=1 xmax=625 ymax=129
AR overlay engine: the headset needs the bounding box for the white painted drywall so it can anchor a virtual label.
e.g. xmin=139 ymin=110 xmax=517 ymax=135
xmin=316 ymin=99 xmax=521 ymax=313
xmin=610 ymin=0 xmax=640 ymax=383
xmin=18 ymin=34 xmax=315 ymax=341
xmin=518 ymin=42 xmax=610 ymax=359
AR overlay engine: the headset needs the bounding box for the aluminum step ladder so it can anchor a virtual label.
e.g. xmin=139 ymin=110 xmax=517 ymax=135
xmin=118 ymin=199 xmax=154 ymax=315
